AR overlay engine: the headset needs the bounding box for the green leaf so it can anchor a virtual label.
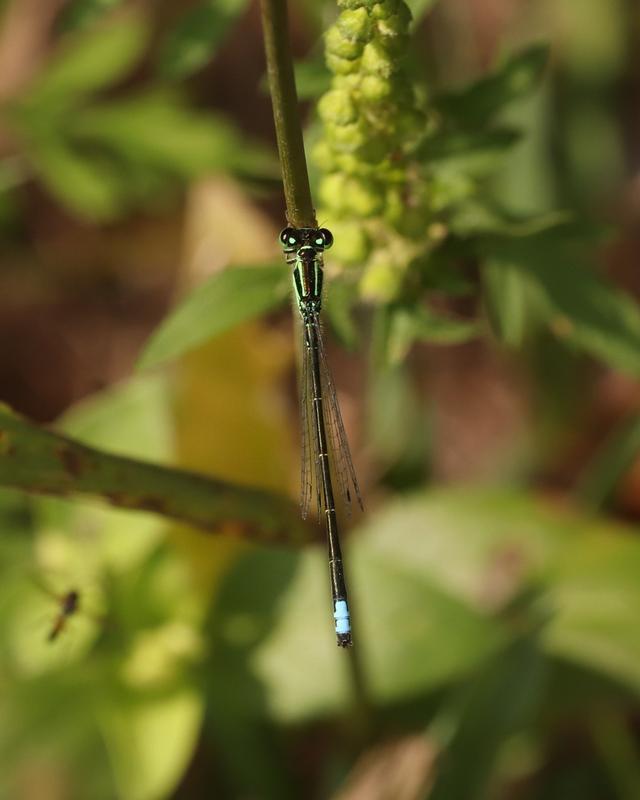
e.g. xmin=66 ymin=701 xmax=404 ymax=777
xmin=387 ymin=305 xmax=479 ymax=363
xmin=28 ymin=138 xmax=126 ymax=221
xmin=437 ymin=44 xmax=549 ymax=128
xmin=138 ymin=265 xmax=289 ymax=370
xmin=59 ymin=0 xmax=126 ymax=31
xmin=544 ymin=532 xmax=640 ymax=695
xmin=449 ymin=201 xmax=571 ymax=237
xmin=23 ymin=14 xmax=147 ymax=107
xmin=482 ymin=259 xmax=531 ymax=347
xmin=99 ymin=687 xmax=203 ymax=800
xmin=489 ymin=236 xmax=640 ymax=376
xmin=576 ymin=413 xmax=640 ymax=511
xmin=421 ymin=128 xmax=522 ymax=176
xmin=37 ymin=374 xmax=173 ymax=572
xmin=204 ymin=487 xmax=640 ymax=725
xmin=70 ymin=94 xmax=277 ymax=180
xmin=430 ymin=634 xmax=546 ymax=800
xmin=207 ymin=541 xmax=505 ymax=723
xmin=158 ymin=0 xmax=250 ymax=79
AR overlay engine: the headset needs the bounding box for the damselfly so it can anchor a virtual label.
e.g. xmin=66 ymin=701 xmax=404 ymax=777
xmin=280 ymin=226 xmax=363 ymax=647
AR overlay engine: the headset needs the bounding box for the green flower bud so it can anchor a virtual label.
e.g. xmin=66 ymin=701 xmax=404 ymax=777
xmin=361 ymin=41 xmax=396 ymax=78
xmin=383 ymin=186 xmax=405 ymax=225
xmin=396 ymin=207 xmax=428 ymax=238
xmin=360 ymin=253 xmax=403 ymax=301
xmin=327 ymin=220 xmax=372 ymax=264
xmin=344 ymin=176 xmax=385 ymax=216
xmin=326 ymin=119 xmax=368 ymax=152
xmin=318 ymin=89 xmax=358 ymax=126
xmin=337 ymin=8 xmax=372 ymax=42
xmin=341 ymin=0 xmax=380 ymax=7
xmin=370 ymin=0 xmax=399 ymax=18
xmin=325 ymin=26 xmax=364 ymax=60
xmin=371 ymin=0 xmax=411 ymax=25
xmin=359 ymin=74 xmax=393 ymax=102
xmin=319 ymin=173 xmax=349 ymax=213
xmin=394 ymin=107 xmax=427 ymax=145
xmin=355 ymin=135 xmax=389 ymax=163
xmin=312 ymin=139 xmax=337 ymax=172
xmin=326 ymin=52 xmax=361 ymax=75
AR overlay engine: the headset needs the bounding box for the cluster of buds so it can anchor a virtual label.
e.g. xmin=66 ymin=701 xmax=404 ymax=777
xmin=313 ymin=0 xmax=433 ymax=301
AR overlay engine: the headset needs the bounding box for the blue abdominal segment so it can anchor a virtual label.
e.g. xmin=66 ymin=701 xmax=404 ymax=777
xmin=334 ymin=599 xmax=350 ymax=635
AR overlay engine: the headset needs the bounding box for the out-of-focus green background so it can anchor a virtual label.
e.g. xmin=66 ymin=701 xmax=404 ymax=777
xmin=0 ymin=1 xmax=639 ymax=798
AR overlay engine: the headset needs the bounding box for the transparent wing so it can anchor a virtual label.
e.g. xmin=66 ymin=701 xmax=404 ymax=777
xmin=312 ymin=316 xmax=364 ymax=514
xmin=299 ymin=323 xmax=313 ymax=519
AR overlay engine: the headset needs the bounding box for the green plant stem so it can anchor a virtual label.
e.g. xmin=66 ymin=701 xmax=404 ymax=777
xmin=0 ymin=406 xmax=311 ymax=545
xmin=260 ymin=0 xmax=316 ymax=227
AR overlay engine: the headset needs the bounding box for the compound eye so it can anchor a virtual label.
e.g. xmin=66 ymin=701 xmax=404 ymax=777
xmin=317 ymin=228 xmax=333 ymax=249
xmin=280 ymin=228 xmax=300 ymax=248
xmin=279 ymin=227 xmax=299 ymax=248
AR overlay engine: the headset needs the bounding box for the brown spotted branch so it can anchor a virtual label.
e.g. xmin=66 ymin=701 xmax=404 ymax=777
xmin=0 ymin=406 xmax=311 ymax=545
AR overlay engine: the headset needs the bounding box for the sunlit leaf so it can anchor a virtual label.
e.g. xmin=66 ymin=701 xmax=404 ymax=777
xmin=544 ymin=533 xmax=640 ymax=694
xmin=158 ymin=0 xmax=250 ymax=79
xmin=23 ymin=14 xmax=147 ymax=107
xmin=28 ymin=138 xmax=126 ymax=221
xmin=207 ymin=542 xmax=505 ymax=723
xmin=71 ymin=94 xmax=277 ymax=180
xmin=99 ymin=687 xmax=203 ymax=800
xmin=138 ymin=265 xmax=289 ymax=370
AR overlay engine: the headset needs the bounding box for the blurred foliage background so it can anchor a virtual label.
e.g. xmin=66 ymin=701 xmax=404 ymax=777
xmin=0 ymin=0 xmax=640 ymax=798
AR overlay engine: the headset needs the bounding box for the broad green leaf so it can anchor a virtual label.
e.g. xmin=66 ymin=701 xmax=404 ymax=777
xmin=544 ymin=532 xmax=640 ymax=695
xmin=138 ymin=265 xmax=289 ymax=370
xmin=387 ymin=305 xmax=479 ymax=363
xmin=158 ymin=0 xmax=250 ymax=79
xmin=437 ymin=44 xmax=549 ymax=128
xmin=28 ymin=138 xmax=126 ymax=221
xmin=577 ymin=413 xmax=640 ymax=511
xmin=71 ymin=95 xmax=277 ymax=180
xmin=429 ymin=634 xmax=546 ymax=800
xmin=99 ymin=687 xmax=203 ymax=800
xmin=489 ymin=237 xmax=640 ymax=376
xmin=207 ymin=541 xmax=504 ymax=723
xmin=24 ymin=14 xmax=147 ymax=107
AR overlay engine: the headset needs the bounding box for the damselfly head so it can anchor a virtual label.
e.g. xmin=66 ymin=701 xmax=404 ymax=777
xmin=279 ymin=227 xmax=333 ymax=253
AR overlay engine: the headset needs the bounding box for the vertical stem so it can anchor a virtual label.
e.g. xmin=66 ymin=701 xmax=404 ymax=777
xmin=259 ymin=0 xmax=316 ymax=228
